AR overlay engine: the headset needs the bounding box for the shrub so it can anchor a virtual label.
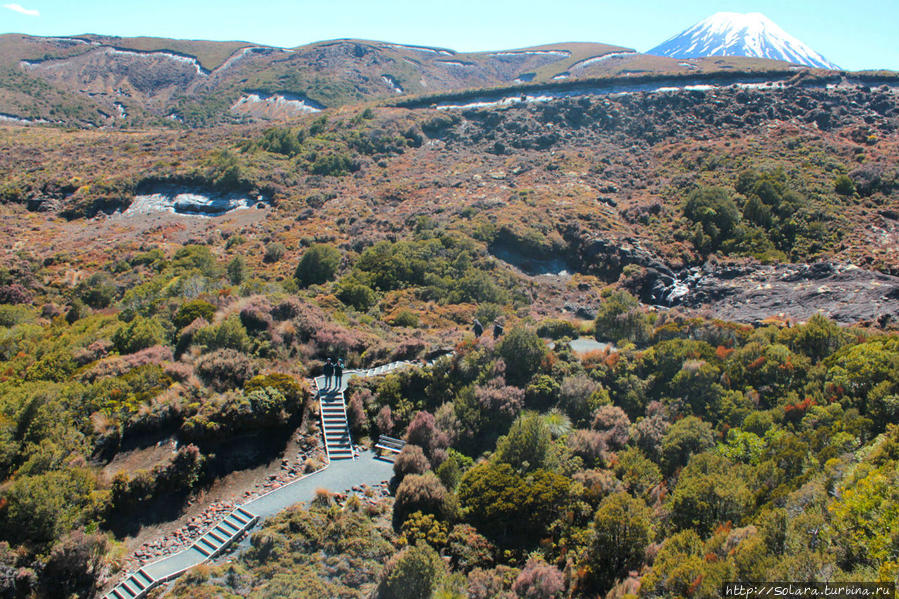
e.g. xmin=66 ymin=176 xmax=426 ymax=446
xmin=112 ymin=316 xmax=166 ymax=355
xmin=0 ymin=304 xmax=34 ymax=327
xmin=239 ymin=298 xmax=273 ymax=333
xmin=594 ymin=289 xmax=649 ymax=344
xmin=525 ymin=374 xmax=560 ymax=410
xmin=346 ymin=389 xmax=369 ymax=436
xmin=446 ymin=524 xmax=495 ymax=572
xmin=295 ymin=244 xmax=341 ymax=287
xmin=336 ymin=277 xmax=377 ymax=311
xmin=76 ymin=273 xmax=117 ymax=309
xmin=193 ymin=315 xmax=250 ymax=352
xmin=66 ymin=299 xmax=89 ymax=323
xmin=244 ymin=373 xmax=306 ymax=412
xmin=263 ymin=242 xmax=287 ymax=263
xmin=389 ymin=309 xmax=419 ymax=328
xmin=195 ymin=348 xmax=255 ymax=391
xmin=376 ymin=405 xmax=395 ymax=435
xmin=0 ymin=284 xmax=32 ymax=305
xmin=682 ymin=185 xmax=741 ymax=253
xmin=173 ymin=299 xmax=216 ymax=330
xmin=458 ymin=462 xmax=571 ymax=544
xmin=591 ymin=405 xmax=631 ymax=450
xmin=536 ymin=318 xmax=579 ymax=340
xmin=660 ymin=416 xmax=715 ymax=475
xmin=475 ymin=377 xmax=525 ymax=422
xmin=393 ymin=444 xmax=431 ymax=486
xmin=377 ymin=543 xmax=445 ymax=599
xmin=494 ymin=412 xmax=552 ymax=472
xmin=393 ymin=472 xmax=452 ymax=529
xmin=172 ymin=245 xmax=219 ymax=276
xmin=512 ymin=558 xmax=565 ymax=599
xmin=833 ymin=174 xmax=856 ymax=196
xmin=497 ymin=328 xmax=546 ymax=386
xmin=583 ymin=491 xmax=652 ymax=592
xmin=40 ymin=529 xmax=108 ymax=598
xmin=2 ymin=468 xmax=96 ymax=544
xmin=567 ymin=429 xmax=607 ymax=467
xmin=559 ymin=374 xmax=606 ymax=426
xmin=405 ymin=411 xmax=448 ymax=459
xmin=400 ymin=511 xmax=449 ymax=548
xmin=669 ymin=453 xmax=751 ymax=535
xmin=272 ymin=297 xmax=303 ymax=321
xmin=85 ymin=345 xmax=173 ymax=380
xmin=226 ymin=256 xmax=247 ymax=284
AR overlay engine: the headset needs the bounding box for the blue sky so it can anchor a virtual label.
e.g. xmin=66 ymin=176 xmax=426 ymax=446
xmin=2 ymin=0 xmax=896 ymax=71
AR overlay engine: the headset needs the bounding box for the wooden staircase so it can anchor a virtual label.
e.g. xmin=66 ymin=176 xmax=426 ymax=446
xmin=104 ymin=568 xmax=154 ymax=599
xmin=102 ymin=506 xmax=257 ymax=599
xmin=320 ymin=389 xmax=354 ymax=460
xmin=188 ymin=505 xmax=258 ymax=559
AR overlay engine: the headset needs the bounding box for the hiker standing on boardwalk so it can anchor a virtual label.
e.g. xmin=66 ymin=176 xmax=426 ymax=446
xmin=323 ymin=358 xmax=334 ymax=390
xmin=334 ymin=359 xmax=344 ymax=389
xmin=473 ymin=318 xmax=484 ymax=338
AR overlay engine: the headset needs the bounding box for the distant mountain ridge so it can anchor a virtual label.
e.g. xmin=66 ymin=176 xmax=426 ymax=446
xmin=649 ymin=12 xmax=839 ymax=70
xmin=0 ymin=27 xmax=860 ymax=128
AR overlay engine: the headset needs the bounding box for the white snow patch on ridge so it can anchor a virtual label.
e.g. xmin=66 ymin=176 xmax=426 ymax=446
xmin=215 ymin=46 xmax=291 ymax=73
xmin=231 ymin=92 xmax=323 ymax=114
xmin=489 ymin=50 xmax=570 ymax=57
xmin=0 ymin=113 xmax=49 ymax=124
xmin=384 ymin=43 xmax=453 ymax=56
xmin=437 ymin=60 xmax=472 ymax=67
xmin=382 ymin=75 xmax=404 ymax=94
xmin=569 ymin=51 xmax=636 ymax=71
xmin=649 ymin=12 xmax=839 ymax=70
xmin=104 ymin=47 xmax=209 ymax=75
xmin=433 ymin=78 xmax=788 ymax=110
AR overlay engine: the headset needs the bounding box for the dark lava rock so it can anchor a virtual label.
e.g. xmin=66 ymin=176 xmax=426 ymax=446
xmin=659 ymin=262 xmax=899 ymax=324
xmin=564 ymin=302 xmax=597 ymax=320
xmin=575 ymin=236 xmax=673 ymax=282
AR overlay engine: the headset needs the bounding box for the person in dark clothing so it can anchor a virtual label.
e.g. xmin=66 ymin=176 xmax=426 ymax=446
xmin=493 ymin=320 xmax=504 ymax=339
xmin=334 ymin=359 xmax=344 ymax=389
xmin=323 ymin=358 xmax=334 ymax=390
xmin=473 ymin=318 xmax=484 ymax=338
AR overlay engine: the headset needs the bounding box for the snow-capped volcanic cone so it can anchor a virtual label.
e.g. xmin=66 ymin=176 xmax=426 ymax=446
xmin=649 ymin=12 xmax=839 ymax=70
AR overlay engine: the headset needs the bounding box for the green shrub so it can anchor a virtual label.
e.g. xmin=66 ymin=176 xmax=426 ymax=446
xmin=497 ymin=327 xmax=546 ymax=386
xmin=594 ymin=289 xmax=649 ymax=344
xmin=193 ymin=315 xmax=250 ymax=352
xmin=683 ymin=186 xmax=741 ymax=253
xmin=264 ymin=242 xmax=287 ymax=264
xmin=834 ymin=174 xmax=856 ymax=196
xmin=76 ymin=273 xmax=117 ymax=309
xmin=245 ymin=373 xmax=306 ymax=412
xmin=536 ymin=318 xmax=579 ymax=340
xmin=0 ymin=305 xmax=34 ymax=328
xmin=112 ymin=316 xmax=165 ymax=354
xmin=389 ymin=310 xmax=419 ymax=328
xmin=173 ymin=299 xmax=216 ymax=330
xmin=336 ymin=277 xmax=377 ymax=311
xmin=172 ymin=245 xmax=219 ymax=276
xmin=226 ymin=256 xmax=247 ymax=284
xmin=295 ymin=244 xmax=341 ymax=287
xmin=377 ymin=543 xmax=445 ymax=599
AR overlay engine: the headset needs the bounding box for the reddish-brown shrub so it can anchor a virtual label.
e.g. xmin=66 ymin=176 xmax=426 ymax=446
xmin=512 ymin=558 xmax=565 ymax=599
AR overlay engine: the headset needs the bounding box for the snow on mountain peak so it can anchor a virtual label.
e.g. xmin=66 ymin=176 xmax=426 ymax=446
xmin=648 ymin=12 xmax=839 ymax=70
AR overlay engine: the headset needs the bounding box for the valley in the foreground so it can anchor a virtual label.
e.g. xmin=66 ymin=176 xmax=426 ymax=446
xmin=0 ymin=67 xmax=897 ymax=598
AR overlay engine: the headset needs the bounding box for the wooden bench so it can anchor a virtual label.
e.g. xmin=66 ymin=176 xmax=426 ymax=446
xmin=374 ymin=435 xmax=406 ymax=454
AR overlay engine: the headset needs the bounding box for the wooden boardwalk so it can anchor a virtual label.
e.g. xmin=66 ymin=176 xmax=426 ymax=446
xmin=101 ymin=359 xmax=418 ymax=599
